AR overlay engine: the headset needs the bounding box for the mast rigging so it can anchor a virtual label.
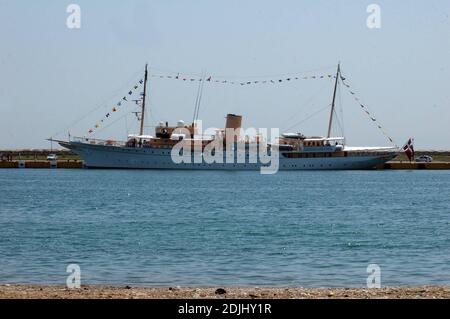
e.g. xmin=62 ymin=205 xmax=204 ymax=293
xmin=139 ymin=64 xmax=149 ymax=136
xmin=327 ymin=63 xmax=340 ymax=138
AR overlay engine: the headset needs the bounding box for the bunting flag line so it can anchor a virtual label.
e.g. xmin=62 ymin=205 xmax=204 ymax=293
xmin=148 ymin=72 xmax=336 ymax=86
xmin=88 ymin=70 xmax=392 ymax=139
xmin=87 ymin=78 xmax=144 ymax=135
xmin=340 ymin=75 xmax=397 ymax=146
xmin=86 ymin=70 xmax=333 ymax=134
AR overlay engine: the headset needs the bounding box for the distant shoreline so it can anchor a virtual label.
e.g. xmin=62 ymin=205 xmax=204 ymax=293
xmin=1 ymin=149 xmax=450 ymax=163
xmin=2 ymin=160 xmax=450 ymax=169
xmin=1 ymin=285 xmax=449 ymax=299
xmin=1 ymin=149 xmax=450 ymax=170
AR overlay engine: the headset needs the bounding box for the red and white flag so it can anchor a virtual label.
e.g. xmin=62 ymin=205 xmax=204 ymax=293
xmin=402 ymin=138 xmax=415 ymax=161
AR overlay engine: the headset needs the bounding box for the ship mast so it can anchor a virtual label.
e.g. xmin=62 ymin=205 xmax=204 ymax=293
xmin=139 ymin=63 xmax=149 ymax=137
xmin=327 ymin=63 xmax=340 ymax=138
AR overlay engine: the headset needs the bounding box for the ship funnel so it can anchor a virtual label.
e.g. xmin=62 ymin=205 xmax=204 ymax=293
xmin=225 ymin=114 xmax=242 ymax=141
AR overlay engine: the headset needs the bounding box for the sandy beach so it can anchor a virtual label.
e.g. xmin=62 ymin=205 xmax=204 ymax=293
xmin=0 ymin=285 xmax=449 ymax=299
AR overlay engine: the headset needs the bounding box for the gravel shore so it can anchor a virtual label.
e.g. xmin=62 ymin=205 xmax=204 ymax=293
xmin=0 ymin=285 xmax=449 ymax=299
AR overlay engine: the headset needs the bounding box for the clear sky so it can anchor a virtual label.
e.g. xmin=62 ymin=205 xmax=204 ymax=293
xmin=0 ymin=0 xmax=449 ymax=149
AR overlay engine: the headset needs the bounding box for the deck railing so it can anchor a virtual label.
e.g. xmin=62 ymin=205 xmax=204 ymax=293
xmin=71 ymin=136 xmax=127 ymax=147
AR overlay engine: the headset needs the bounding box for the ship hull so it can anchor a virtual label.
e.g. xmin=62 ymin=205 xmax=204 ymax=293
xmin=60 ymin=141 xmax=397 ymax=170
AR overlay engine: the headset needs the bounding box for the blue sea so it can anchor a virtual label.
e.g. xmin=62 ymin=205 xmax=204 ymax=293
xmin=0 ymin=169 xmax=449 ymax=287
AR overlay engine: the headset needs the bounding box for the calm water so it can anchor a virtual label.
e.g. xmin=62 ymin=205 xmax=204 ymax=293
xmin=0 ymin=169 xmax=449 ymax=287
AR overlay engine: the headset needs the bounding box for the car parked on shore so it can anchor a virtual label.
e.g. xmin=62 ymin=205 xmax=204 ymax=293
xmin=415 ymin=155 xmax=433 ymax=163
xmin=46 ymin=154 xmax=58 ymax=161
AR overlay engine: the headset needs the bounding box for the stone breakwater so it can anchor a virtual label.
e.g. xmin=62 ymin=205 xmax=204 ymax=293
xmin=1 ymin=160 xmax=450 ymax=169
xmin=0 ymin=160 xmax=83 ymax=168
xmin=0 ymin=149 xmax=449 ymax=169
